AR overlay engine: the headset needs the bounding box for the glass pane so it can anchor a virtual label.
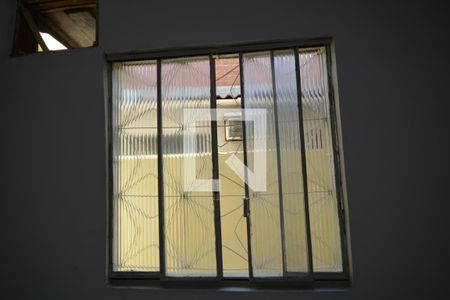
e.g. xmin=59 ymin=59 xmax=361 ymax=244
xmin=161 ymin=57 xmax=217 ymax=277
xmin=273 ymin=50 xmax=309 ymax=273
xmin=299 ymin=48 xmax=343 ymax=272
xmin=242 ymin=52 xmax=284 ymax=277
xmin=112 ymin=61 xmax=159 ymax=272
xmin=215 ymin=56 xmax=249 ymax=278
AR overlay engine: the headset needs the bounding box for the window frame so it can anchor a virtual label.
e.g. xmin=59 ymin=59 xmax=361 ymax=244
xmin=105 ymin=37 xmax=351 ymax=289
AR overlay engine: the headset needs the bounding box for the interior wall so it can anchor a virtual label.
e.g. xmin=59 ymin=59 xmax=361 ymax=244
xmin=1 ymin=0 xmax=449 ymax=299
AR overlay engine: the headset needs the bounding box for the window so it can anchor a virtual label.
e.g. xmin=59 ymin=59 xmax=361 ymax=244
xmin=107 ymin=40 xmax=350 ymax=287
xmin=12 ymin=0 xmax=97 ymax=55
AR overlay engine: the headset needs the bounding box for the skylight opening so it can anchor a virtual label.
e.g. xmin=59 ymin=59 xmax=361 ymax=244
xmin=39 ymin=32 xmax=67 ymax=51
xmin=12 ymin=0 xmax=97 ymax=55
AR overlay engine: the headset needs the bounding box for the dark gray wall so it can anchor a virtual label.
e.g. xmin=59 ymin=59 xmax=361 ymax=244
xmin=1 ymin=0 xmax=449 ymax=299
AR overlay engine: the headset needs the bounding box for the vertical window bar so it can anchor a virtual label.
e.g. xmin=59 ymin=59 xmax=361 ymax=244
xmin=157 ymin=59 xmax=166 ymax=278
xmin=107 ymin=62 xmax=114 ymax=275
xmin=294 ymin=47 xmax=314 ymax=275
xmin=210 ymin=55 xmax=224 ymax=279
xmin=324 ymin=45 xmax=350 ymax=277
xmin=270 ymin=51 xmax=288 ymax=277
xmin=239 ymin=52 xmax=254 ymax=279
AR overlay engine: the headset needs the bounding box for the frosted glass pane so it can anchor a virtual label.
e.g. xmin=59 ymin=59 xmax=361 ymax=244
xmin=112 ymin=61 xmax=159 ymax=272
xmin=215 ymin=57 xmax=249 ymax=278
xmin=242 ymin=52 xmax=283 ymax=277
xmin=273 ymin=50 xmax=309 ymax=273
xmin=161 ymin=57 xmax=217 ymax=277
xmin=300 ymin=48 xmax=343 ymax=272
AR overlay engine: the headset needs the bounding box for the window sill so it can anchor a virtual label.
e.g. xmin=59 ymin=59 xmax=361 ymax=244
xmin=106 ymin=275 xmax=351 ymax=291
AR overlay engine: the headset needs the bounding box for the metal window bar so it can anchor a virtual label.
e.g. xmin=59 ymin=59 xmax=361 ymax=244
xmin=210 ymin=55 xmax=224 ymax=279
xmin=269 ymin=51 xmax=288 ymax=277
xmin=294 ymin=47 xmax=315 ymax=277
xmin=157 ymin=59 xmax=166 ymax=279
xmin=239 ymin=52 xmax=254 ymax=279
xmin=319 ymin=45 xmax=350 ymax=278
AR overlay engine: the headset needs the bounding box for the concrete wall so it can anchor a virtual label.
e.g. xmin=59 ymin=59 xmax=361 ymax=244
xmin=0 ymin=0 xmax=449 ymax=299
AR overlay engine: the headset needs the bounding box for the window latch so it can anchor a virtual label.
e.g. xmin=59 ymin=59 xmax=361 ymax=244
xmin=243 ymin=197 xmax=250 ymax=218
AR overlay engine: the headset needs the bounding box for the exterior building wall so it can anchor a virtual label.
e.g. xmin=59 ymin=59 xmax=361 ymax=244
xmin=0 ymin=0 xmax=449 ymax=299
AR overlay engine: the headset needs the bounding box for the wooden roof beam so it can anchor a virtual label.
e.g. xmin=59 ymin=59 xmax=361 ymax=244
xmin=26 ymin=0 xmax=96 ymax=13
